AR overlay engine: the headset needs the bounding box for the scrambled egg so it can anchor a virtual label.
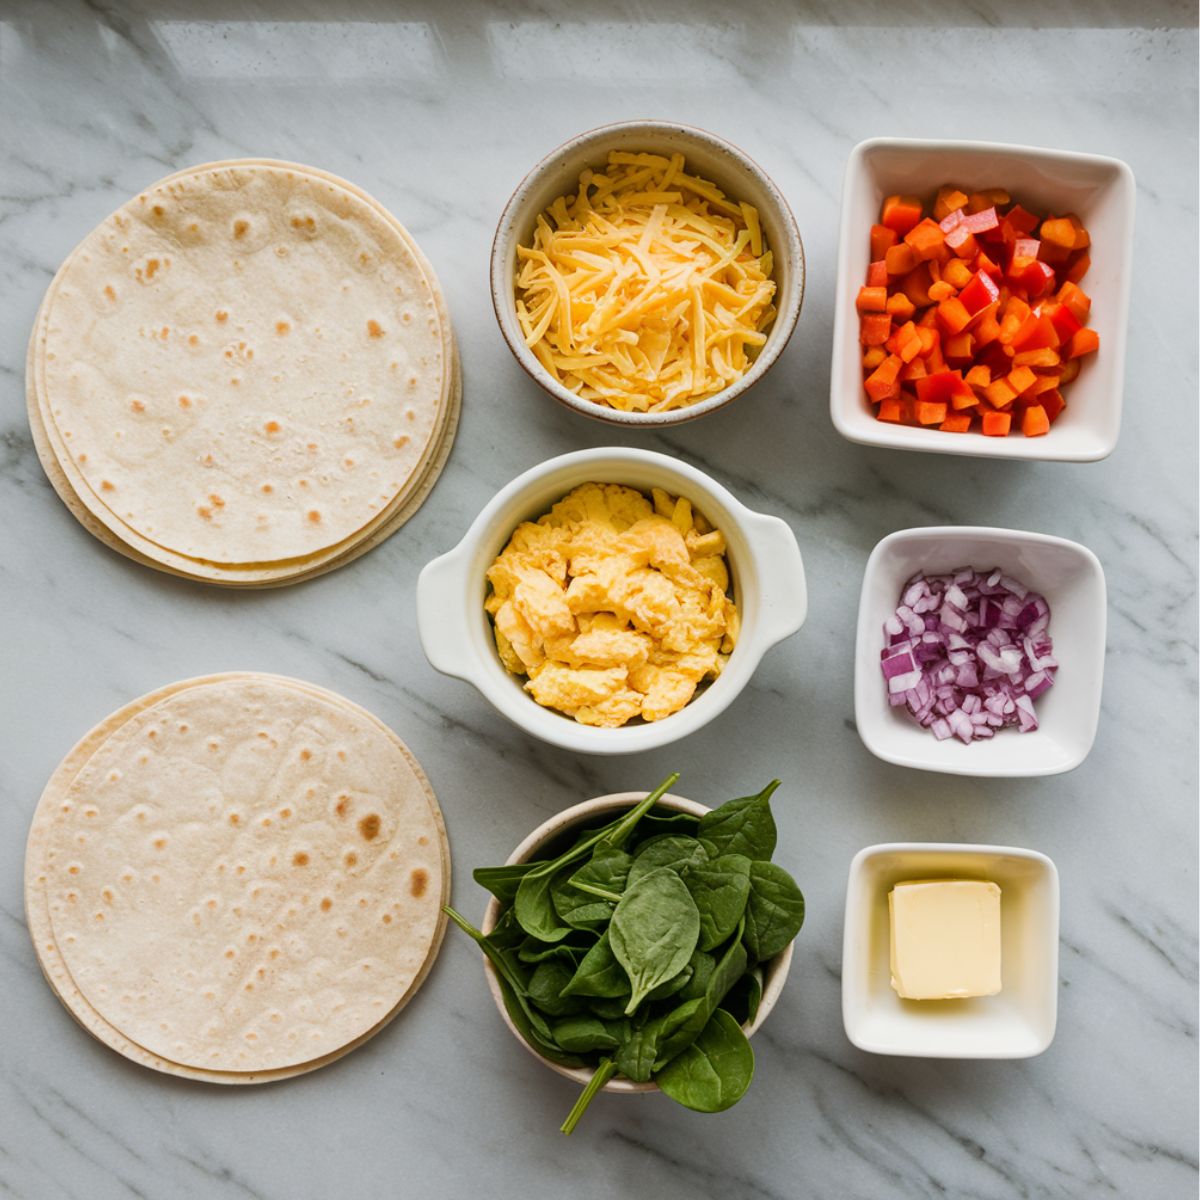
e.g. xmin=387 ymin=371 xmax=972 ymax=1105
xmin=485 ymin=482 xmax=740 ymax=727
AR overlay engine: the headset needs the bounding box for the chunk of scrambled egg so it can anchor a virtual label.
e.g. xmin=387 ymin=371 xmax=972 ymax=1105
xmin=485 ymin=482 xmax=740 ymax=727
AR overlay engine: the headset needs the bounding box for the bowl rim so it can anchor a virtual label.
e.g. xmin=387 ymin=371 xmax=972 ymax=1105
xmin=829 ymin=135 xmax=1135 ymax=462
xmin=489 ymin=118 xmax=806 ymax=427
xmin=841 ymin=839 xmax=1060 ymax=1059
xmin=416 ymin=445 xmax=807 ymax=754
xmin=853 ymin=524 xmax=1106 ymax=777
xmin=480 ymin=790 xmax=796 ymax=1093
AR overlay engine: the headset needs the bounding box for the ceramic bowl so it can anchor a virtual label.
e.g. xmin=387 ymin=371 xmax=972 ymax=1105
xmin=481 ymin=791 xmax=795 ymax=1093
xmin=831 ymin=137 xmax=1135 ymax=461
xmin=854 ymin=525 xmax=1106 ymax=777
xmin=490 ymin=120 xmax=805 ymax=426
xmin=416 ymin=447 xmax=807 ymax=755
xmin=842 ymin=842 xmax=1059 ymax=1058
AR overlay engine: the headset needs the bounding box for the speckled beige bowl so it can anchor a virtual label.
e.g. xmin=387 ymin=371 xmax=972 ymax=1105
xmin=491 ymin=120 xmax=805 ymax=427
xmin=480 ymin=791 xmax=795 ymax=1095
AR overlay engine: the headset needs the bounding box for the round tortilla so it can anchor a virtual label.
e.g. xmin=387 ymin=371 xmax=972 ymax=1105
xmin=33 ymin=160 xmax=450 ymax=573
xmin=28 ymin=675 xmax=449 ymax=1077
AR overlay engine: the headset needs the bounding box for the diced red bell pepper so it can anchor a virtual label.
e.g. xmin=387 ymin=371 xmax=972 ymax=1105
xmin=1012 ymin=237 xmax=1041 ymax=261
xmin=860 ymin=313 xmax=892 ymax=346
xmin=1005 ymin=204 xmax=1040 ymax=235
xmin=916 ymin=370 xmax=970 ymax=407
xmin=1039 ymin=388 xmax=1066 ymax=423
xmin=866 ymin=260 xmax=888 ymax=287
xmin=1042 ymin=301 xmax=1083 ymax=344
xmin=870 ymin=224 xmax=898 ymax=260
xmin=958 ymin=269 xmax=1000 ymax=316
xmin=946 ymin=226 xmax=978 ymax=259
xmin=1008 ymin=257 xmax=1056 ymax=298
xmin=1057 ymin=281 xmax=1092 ymax=323
xmin=1064 ymin=251 xmax=1091 ymax=283
xmin=974 ymin=250 xmax=1004 ymax=281
xmin=881 ymin=195 xmax=924 ymax=235
xmin=1010 ymin=314 xmax=1060 ymax=353
xmin=962 ymin=206 xmax=1000 ymax=235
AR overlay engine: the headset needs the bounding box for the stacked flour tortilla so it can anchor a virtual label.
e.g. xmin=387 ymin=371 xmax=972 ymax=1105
xmin=27 ymin=160 xmax=459 ymax=587
xmin=24 ymin=674 xmax=450 ymax=1083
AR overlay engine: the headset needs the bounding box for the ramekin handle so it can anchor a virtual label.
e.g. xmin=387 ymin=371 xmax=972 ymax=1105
xmin=744 ymin=511 xmax=807 ymax=648
xmin=417 ymin=547 xmax=475 ymax=680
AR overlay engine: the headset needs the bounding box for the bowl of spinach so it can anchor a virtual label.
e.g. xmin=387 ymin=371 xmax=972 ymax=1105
xmin=443 ymin=773 xmax=804 ymax=1132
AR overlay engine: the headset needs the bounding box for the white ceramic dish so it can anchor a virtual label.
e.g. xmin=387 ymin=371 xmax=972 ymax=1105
xmin=490 ymin=120 xmax=805 ymax=427
xmin=854 ymin=526 xmax=1106 ymax=777
xmin=481 ymin=791 xmax=795 ymax=1094
xmin=830 ymin=137 xmax=1135 ymax=462
xmin=417 ymin=447 xmax=806 ymax=755
xmin=842 ymin=842 xmax=1059 ymax=1059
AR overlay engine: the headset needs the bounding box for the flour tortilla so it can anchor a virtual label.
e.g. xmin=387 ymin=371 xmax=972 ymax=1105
xmin=30 ymin=675 xmax=449 ymax=1076
xmin=35 ymin=160 xmax=448 ymax=569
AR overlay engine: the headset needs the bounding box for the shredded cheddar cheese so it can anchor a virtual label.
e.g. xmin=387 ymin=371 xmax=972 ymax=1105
xmin=515 ymin=151 xmax=777 ymax=413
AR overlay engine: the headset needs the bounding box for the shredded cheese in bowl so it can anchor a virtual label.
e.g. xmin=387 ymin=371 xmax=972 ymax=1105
xmin=514 ymin=151 xmax=778 ymax=413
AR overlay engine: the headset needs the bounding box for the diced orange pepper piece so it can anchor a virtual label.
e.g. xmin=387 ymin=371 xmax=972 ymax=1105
xmin=967 ymin=188 xmax=1010 ymax=214
xmin=856 ymin=286 xmax=888 ymax=313
xmin=862 ymin=345 xmax=887 ymax=370
xmin=886 ymin=292 xmax=916 ymax=320
xmin=965 ymin=364 xmax=992 ymax=389
xmin=1029 ymin=373 xmax=1061 ymax=395
xmin=1067 ymin=328 xmax=1100 ymax=359
xmin=864 ymin=354 xmax=903 ymax=402
xmin=1001 ymin=295 xmax=1032 ymax=324
xmin=1059 ymin=358 xmax=1081 ymax=385
xmin=1011 ymin=314 xmax=1060 ymax=353
xmin=904 ymin=218 xmax=946 ymax=261
xmin=982 ymin=410 xmax=1012 ymax=436
xmin=1039 ymin=217 xmax=1077 ymax=249
xmin=939 ymin=412 xmax=972 ymax=432
xmin=950 ymin=388 xmax=980 ymax=410
xmin=942 ymin=258 xmax=973 ymax=290
xmin=901 ymin=264 xmax=934 ymax=308
xmin=1064 ymin=214 xmax=1090 ymax=250
xmin=900 ymin=357 xmax=928 ymax=382
xmin=934 ymin=187 xmax=969 ymax=221
xmin=928 ymin=280 xmax=957 ymax=303
xmin=885 ymin=243 xmax=918 ymax=276
xmin=936 ymin=297 xmax=972 ymax=335
xmin=877 ymin=396 xmax=906 ymax=423
xmin=973 ymin=307 xmax=1002 ymax=347
xmin=881 ymin=194 xmax=925 ymax=235
xmin=1021 ymin=404 xmax=1050 ymax=437
xmin=870 ymin=223 xmax=898 ymax=260
xmin=985 ymin=378 xmax=1018 ymax=409
xmin=866 ymin=260 xmax=889 ymax=287
xmin=1065 ymin=252 xmax=1091 ymax=284
xmin=1013 ymin=347 xmax=1061 ymax=369
xmin=860 ymin=313 xmax=892 ymax=346
xmin=1006 ymin=366 xmax=1038 ymax=396
xmin=915 ymin=326 xmax=938 ymax=356
xmin=1057 ymin=281 xmax=1092 ymax=322
xmin=950 ymin=230 xmax=979 ymax=260
xmin=914 ymin=400 xmax=947 ymax=425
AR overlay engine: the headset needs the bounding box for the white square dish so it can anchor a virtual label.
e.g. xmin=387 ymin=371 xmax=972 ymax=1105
xmin=830 ymin=137 xmax=1135 ymax=461
xmin=854 ymin=526 xmax=1106 ymax=777
xmin=842 ymin=843 xmax=1060 ymax=1059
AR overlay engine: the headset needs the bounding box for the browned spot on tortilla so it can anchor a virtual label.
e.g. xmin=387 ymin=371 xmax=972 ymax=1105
xmin=152 ymin=204 xmax=164 ymax=217
xmin=104 ymin=284 xmax=116 ymax=302
xmin=261 ymin=483 xmax=273 ymax=494
xmin=145 ymin=258 xmax=159 ymax=279
xmin=197 ymin=506 xmax=212 ymax=520
xmin=293 ymin=852 xmax=309 ymax=867
xmin=393 ymin=435 xmax=409 ymax=449
xmin=410 ymin=869 xmax=429 ymax=898
xmin=279 ymin=807 xmax=291 ymax=819
xmin=209 ymin=493 xmax=224 ymax=508
xmin=78 ymin=453 xmax=88 ymax=463
xmin=264 ymin=420 xmax=280 ymax=434
xmin=233 ymin=219 xmax=249 ymax=239
xmin=358 ymin=814 xmax=381 ymax=841
xmin=299 ymin=748 xmax=311 ymax=762
xmin=178 ymin=395 xmax=191 ymax=409
xmin=275 ymin=321 xmax=290 ymax=335
xmin=367 ymin=319 xmax=385 ymax=339
xmin=382 ymin=913 xmax=392 ymax=924
xmin=344 ymin=851 xmax=358 ymax=867
xmin=307 ymin=510 xmax=321 ymax=524
xmin=320 ymin=897 xmax=332 ymax=912
xmin=228 ymin=812 xmax=239 ymax=825
xmin=215 ymin=310 xmax=228 ymax=323
xmin=101 ymin=480 xmax=115 ymax=492
xmin=335 ymin=795 xmax=350 ymax=817
xmin=188 ymin=334 xmax=199 ymax=346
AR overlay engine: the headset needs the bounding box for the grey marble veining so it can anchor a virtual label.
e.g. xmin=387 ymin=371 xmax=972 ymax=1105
xmin=0 ymin=2 xmax=1196 ymax=1198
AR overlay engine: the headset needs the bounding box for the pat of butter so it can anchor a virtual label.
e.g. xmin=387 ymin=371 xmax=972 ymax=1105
xmin=889 ymin=879 xmax=1002 ymax=1000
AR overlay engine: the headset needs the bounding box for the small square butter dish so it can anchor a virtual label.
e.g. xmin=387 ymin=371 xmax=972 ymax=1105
xmin=843 ymin=843 xmax=1059 ymax=1058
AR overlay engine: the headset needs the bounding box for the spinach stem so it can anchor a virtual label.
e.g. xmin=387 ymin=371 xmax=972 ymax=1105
xmin=570 ymin=881 xmax=623 ymax=903
xmin=560 ymin=1057 xmax=618 ymax=1135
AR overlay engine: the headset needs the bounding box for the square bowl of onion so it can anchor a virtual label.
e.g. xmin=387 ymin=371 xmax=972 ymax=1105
xmin=854 ymin=526 xmax=1106 ymax=777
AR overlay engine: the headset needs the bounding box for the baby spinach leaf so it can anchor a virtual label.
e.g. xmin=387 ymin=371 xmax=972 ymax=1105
xmin=678 ymin=949 xmax=716 ymax=1002
xmin=514 ymin=869 xmax=575 ymax=943
xmin=527 ymin=959 xmax=588 ymax=1017
xmin=743 ymin=861 xmax=805 ymax=962
xmin=609 ymin=867 xmax=700 ymax=1015
xmin=550 ymin=868 xmax=615 ymax=929
xmin=645 ymin=962 xmax=693 ymax=1002
xmin=615 ymin=997 xmax=705 ymax=1083
xmin=473 ymin=862 xmax=539 ymax=904
xmin=516 ymin=933 xmax=592 ymax=965
xmin=720 ymin=967 xmax=763 ymax=1026
xmin=552 ymin=1014 xmax=629 ymax=1055
xmin=587 ymin=995 xmax=631 ymax=1021
xmin=494 ymin=973 xmax=584 ymax=1069
xmin=656 ymin=1009 xmax=755 ymax=1113
xmin=697 ymin=780 xmax=780 ymax=861
xmin=627 ymin=835 xmax=709 ymax=887
xmin=561 ymin=931 xmax=631 ymax=1000
xmin=568 ymin=844 xmax=632 ymax=898
xmin=683 ymin=853 xmax=752 ymax=951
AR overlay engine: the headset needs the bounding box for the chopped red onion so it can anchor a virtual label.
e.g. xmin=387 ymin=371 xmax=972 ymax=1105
xmin=880 ymin=567 xmax=1056 ymax=743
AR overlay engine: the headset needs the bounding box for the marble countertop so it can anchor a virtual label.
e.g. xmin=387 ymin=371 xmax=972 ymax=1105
xmin=1 ymin=2 xmax=1196 ymax=1197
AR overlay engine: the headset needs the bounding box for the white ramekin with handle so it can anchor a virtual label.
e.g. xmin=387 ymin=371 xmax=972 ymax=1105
xmin=416 ymin=447 xmax=806 ymax=754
